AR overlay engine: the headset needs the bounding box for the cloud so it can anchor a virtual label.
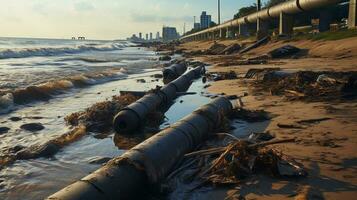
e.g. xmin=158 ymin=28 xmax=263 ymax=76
xmin=131 ymin=14 xmax=191 ymax=23
xmin=74 ymin=1 xmax=95 ymax=12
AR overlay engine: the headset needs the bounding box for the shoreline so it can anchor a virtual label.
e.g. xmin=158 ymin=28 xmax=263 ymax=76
xmin=1 ymin=36 xmax=356 ymax=199
xmin=172 ymin=36 xmax=357 ymax=199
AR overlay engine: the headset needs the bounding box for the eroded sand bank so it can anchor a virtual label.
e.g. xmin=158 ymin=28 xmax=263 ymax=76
xmin=176 ymin=37 xmax=357 ymax=199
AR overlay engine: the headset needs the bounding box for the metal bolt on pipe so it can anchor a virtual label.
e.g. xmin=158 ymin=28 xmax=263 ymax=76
xmin=46 ymin=97 xmax=237 ymax=200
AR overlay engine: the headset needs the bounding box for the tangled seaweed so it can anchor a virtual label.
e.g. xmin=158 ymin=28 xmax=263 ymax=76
xmin=199 ymin=140 xmax=306 ymax=186
xmin=248 ymin=69 xmax=357 ymax=101
xmin=65 ymin=94 xmax=139 ymax=132
xmin=164 ymin=135 xmax=305 ymax=195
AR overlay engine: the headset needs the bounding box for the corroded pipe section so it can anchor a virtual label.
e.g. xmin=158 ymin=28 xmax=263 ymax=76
xmin=163 ymin=63 xmax=188 ymax=82
xmin=46 ymin=97 xmax=235 ymax=200
xmin=113 ymin=65 xmax=204 ymax=134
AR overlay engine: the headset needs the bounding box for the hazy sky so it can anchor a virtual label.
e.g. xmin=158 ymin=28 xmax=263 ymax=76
xmin=0 ymin=0 xmax=263 ymax=40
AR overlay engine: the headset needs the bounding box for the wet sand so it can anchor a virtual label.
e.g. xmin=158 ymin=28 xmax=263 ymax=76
xmin=178 ymin=37 xmax=357 ymax=199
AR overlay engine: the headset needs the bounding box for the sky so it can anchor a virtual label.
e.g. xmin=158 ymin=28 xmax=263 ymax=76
xmin=0 ymin=0 xmax=265 ymax=40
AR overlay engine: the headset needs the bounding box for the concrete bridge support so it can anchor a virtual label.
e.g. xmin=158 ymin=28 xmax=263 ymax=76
xmin=220 ymin=28 xmax=227 ymax=39
xmin=257 ymin=18 xmax=269 ymax=39
xmin=231 ymin=27 xmax=239 ymax=38
xmin=215 ymin=31 xmax=220 ymax=39
xmin=349 ymin=0 xmax=357 ymax=29
xmin=279 ymin=12 xmax=294 ymax=35
xmin=226 ymin=27 xmax=231 ymax=39
xmin=318 ymin=10 xmax=332 ymax=32
xmin=239 ymin=24 xmax=249 ymax=37
xmin=219 ymin=29 xmax=223 ymax=39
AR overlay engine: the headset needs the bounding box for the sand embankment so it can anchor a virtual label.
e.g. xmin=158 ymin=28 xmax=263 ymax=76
xmin=178 ymin=37 xmax=357 ymax=199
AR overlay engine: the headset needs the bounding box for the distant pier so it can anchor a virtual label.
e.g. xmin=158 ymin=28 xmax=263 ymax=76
xmin=71 ymin=37 xmax=86 ymax=40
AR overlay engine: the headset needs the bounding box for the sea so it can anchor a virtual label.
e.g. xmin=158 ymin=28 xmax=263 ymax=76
xmin=0 ymin=37 xmax=216 ymax=199
xmin=0 ymin=37 xmax=161 ymax=199
xmin=0 ymin=37 xmax=266 ymax=200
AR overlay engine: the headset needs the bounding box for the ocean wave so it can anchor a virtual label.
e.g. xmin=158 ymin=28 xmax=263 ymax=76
xmin=58 ymin=57 xmax=123 ymax=63
xmin=0 ymin=43 xmax=126 ymax=59
xmin=0 ymin=93 xmax=14 ymax=114
xmin=0 ymin=71 xmax=126 ymax=114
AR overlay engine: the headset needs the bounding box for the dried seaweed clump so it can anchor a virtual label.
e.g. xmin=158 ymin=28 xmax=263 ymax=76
xmin=207 ymin=71 xmax=238 ymax=81
xmin=166 ymin=137 xmax=305 ymax=192
xmin=251 ymin=70 xmax=357 ymax=101
xmin=65 ymin=94 xmax=139 ymax=132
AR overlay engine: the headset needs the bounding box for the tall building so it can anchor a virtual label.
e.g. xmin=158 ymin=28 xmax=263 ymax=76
xmin=194 ymin=23 xmax=201 ymax=30
xmin=149 ymin=32 xmax=153 ymax=41
xmin=145 ymin=33 xmax=149 ymax=40
xmin=200 ymin=11 xmax=212 ymax=29
xmin=156 ymin=32 xmax=160 ymax=39
xmin=162 ymin=26 xmax=179 ymax=41
xmin=139 ymin=32 xmax=142 ymax=39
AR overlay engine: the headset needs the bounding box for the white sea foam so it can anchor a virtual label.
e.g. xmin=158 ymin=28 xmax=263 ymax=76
xmin=0 ymin=93 xmax=14 ymax=114
xmin=0 ymin=43 xmax=126 ymax=59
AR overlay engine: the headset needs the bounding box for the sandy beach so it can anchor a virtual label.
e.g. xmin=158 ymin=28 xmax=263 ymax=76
xmin=173 ymin=36 xmax=357 ymax=199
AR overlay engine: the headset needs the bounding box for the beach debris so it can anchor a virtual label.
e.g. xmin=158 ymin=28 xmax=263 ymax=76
xmin=248 ymin=70 xmax=357 ymax=101
xmin=207 ymin=71 xmax=238 ymax=81
xmin=248 ymin=54 xmax=271 ymax=61
xmin=217 ymin=59 xmax=268 ymax=67
xmin=159 ymin=55 xmax=172 ymax=61
xmin=65 ymin=94 xmax=139 ymax=132
xmin=240 ymin=36 xmax=270 ymax=54
xmin=113 ymin=132 xmax=154 ymax=149
xmin=268 ymin=45 xmax=301 ymax=58
xmin=244 ymin=68 xmax=289 ymax=81
xmin=136 ymin=79 xmax=146 ymax=83
xmin=316 ymin=74 xmax=338 ymax=87
xmin=185 ymin=50 xmax=205 ymax=56
xmin=151 ymin=74 xmax=164 ymax=79
xmin=0 ymin=127 xmax=10 ymax=134
xmin=277 ymin=118 xmax=331 ymax=130
xmin=207 ymin=42 xmax=227 ymax=55
xmin=277 ymin=123 xmax=304 ymax=129
xmin=220 ymin=43 xmax=241 ymax=55
xmin=120 ymin=91 xmax=147 ymax=98
xmin=248 ymin=131 xmax=275 ymax=142
xmin=174 ymin=49 xmax=184 ymax=54
xmin=9 ymin=117 xmax=22 ymax=122
xmin=297 ymin=117 xmax=331 ymax=125
xmin=231 ymin=108 xmax=271 ymax=122
xmin=284 ymin=89 xmax=305 ymax=97
xmin=172 ymin=137 xmax=305 ymax=190
xmin=20 ymin=123 xmax=45 ymax=132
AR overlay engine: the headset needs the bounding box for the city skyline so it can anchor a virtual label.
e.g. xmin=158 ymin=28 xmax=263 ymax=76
xmin=0 ymin=0 xmax=263 ymax=40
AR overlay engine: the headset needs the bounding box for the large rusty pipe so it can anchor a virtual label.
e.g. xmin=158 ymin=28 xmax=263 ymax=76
xmin=181 ymin=0 xmax=344 ymax=41
xmin=163 ymin=63 xmax=188 ymax=82
xmin=113 ymin=65 xmax=204 ymax=134
xmin=46 ymin=97 xmax=235 ymax=200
